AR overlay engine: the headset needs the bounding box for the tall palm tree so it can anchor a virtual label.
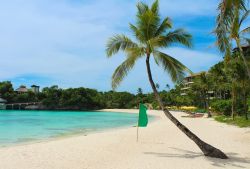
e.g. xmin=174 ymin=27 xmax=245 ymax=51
xmin=106 ymin=0 xmax=227 ymax=159
xmin=216 ymin=0 xmax=250 ymax=119
xmin=155 ymin=83 xmax=160 ymax=90
xmin=227 ymin=53 xmax=250 ymax=119
xmin=137 ymin=88 xmax=143 ymax=95
xmin=215 ymin=0 xmax=250 ymax=78
xmin=166 ymin=84 xmax=170 ymax=90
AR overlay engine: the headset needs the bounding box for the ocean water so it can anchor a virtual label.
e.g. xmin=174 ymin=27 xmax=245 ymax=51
xmin=0 ymin=110 xmax=139 ymax=146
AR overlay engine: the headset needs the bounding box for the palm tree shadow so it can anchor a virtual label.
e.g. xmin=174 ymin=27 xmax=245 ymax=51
xmin=144 ymin=147 xmax=250 ymax=168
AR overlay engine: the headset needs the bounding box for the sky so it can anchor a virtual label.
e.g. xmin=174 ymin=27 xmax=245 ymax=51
xmin=0 ymin=0 xmax=225 ymax=93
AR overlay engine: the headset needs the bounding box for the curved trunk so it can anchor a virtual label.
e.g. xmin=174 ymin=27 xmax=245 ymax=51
xmin=145 ymin=55 xmax=228 ymax=159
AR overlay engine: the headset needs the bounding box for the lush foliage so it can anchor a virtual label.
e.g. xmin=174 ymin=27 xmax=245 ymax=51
xmin=0 ymin=81 xmax=213 ymax=111
xmin=215 ymin=115 xmax=250 ymax=127
xmin=210 ymin=100 xmax=232 ymax=116
xmin=0 ymin=82 xmax=139 ymax=110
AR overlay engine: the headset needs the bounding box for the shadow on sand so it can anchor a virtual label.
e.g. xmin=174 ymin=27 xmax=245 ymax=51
xmin=144 ymin=147 xmax=250 ymax=168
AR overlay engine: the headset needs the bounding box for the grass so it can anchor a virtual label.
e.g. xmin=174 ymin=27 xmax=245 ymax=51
xmin=214 ymin=115 xmax=250 ymax=128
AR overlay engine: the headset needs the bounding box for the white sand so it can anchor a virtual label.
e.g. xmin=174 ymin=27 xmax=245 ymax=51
xmin=0 ymin=109 xmax=249 ymax=169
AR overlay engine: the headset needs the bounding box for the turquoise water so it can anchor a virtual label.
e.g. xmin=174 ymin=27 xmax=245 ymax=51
xmin=0 ymin=110 xmax=139 ymax=146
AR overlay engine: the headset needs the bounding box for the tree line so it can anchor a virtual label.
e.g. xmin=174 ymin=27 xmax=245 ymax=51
xmin=0 ymin=80 xmax=192 ymax=110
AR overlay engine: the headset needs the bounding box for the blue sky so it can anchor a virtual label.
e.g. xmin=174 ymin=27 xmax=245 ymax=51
xmin=0 ymin=0 xmax=225 ymax=93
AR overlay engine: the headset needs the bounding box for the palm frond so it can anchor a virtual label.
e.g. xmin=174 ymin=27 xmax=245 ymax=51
xmin=240 ymin=26 xmax=250 ymax=34
xmin=151 ymin=0 xmax=159 ymax=14
xmin=129 ymin=23 xmax=145 ymax=42
xmin=215 ymin=0 xmax=247 ymax=51
xmin=148 ymin=36 xmax=165 ymax=50
xmin=152 ymin=29 xmax=192 ymax=48
xmin=217 ymin=0 xmax=233 ymax=27
xmin=111 ymin=48 xmax=143 ymax=90
xmin=217 ymin=0 xmax=246 ymax=27
xmin=153 ymin=50 xmax=192 ymax=83
xmin=239 ymin=10 xmax=250 ymax=27
xmin=137 ymin=2 xmax=149 ymax=15
xmin=125 ymin=47 xmax=145 ymax=59
xmin=214 ymin=19 xmax=231 ymax=53
xmin=135 ymin=1 xmax=161 ymax=41
xmin=230 ymin=10 xmax=240 ymax=38
xmin=106 ymin=35 xmax=138 ymax=57
xmin=136 ymin=9 xmax=160 ymax=40
xmin=155 ymin=17 xmax=172 ymax=36
xmin=215 ymin=33 xmax=229 ymax=53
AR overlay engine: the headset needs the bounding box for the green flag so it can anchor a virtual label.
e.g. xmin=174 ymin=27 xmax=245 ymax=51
xmin=138 ymin=103 xmax=148 ymax=127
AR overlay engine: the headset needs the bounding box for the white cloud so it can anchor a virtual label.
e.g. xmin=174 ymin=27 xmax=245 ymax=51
xmin=0 ymin=0 xmax=222 ymax=92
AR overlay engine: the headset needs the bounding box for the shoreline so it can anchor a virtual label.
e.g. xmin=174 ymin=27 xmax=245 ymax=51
xmin=0 ymin=109 xmax=249 ymax=169
xmin=0 ymin=109 xmax=151 ymax=148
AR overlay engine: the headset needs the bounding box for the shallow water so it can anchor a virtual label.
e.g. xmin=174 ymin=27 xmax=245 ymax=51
xmin=0 ymin=110 xmax=138 ymax=146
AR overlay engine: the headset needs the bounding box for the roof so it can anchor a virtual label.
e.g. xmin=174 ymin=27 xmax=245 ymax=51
xmin=0 ymin=98 xmax=7 ymax=103
xmin=31 ymin=85 xmax=40 ymax=87
xmin=16 ymin=87 xmax=28 ymax=92
xmin=233 ymin=45 xmax=250 ymax=54
xmin=185 ymin=71 xmax=207 ymax=78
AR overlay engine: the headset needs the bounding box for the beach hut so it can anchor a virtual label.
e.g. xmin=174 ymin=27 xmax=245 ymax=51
xmin=16 ymin=85 xmax=28 ymax=94
xmin=0 ymin=97 xmax=7 ymax=110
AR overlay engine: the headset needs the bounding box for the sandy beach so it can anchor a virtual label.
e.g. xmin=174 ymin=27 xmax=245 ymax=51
xmin=0 ymin=109 xmax=249 ymax=169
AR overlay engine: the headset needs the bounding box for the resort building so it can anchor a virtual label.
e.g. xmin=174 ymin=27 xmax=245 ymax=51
xmin=0 ymin=97 xmax=7 ymax=110
xmin=180 ymin=72 xmax=206 ymax=96
xmin=15 ymin=85 xmax=40 ymax=94
xmin=180 ymin=72 xmax=216 ymax=99
xmin=233 ymin=44 xmax=250 ymax=55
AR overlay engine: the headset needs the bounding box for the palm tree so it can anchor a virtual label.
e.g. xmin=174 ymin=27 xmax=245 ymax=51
xmin=106 ymin=0 xmax=227 ymax=159
xmin=216 ymin=0 xmax=250 ymax=120
xmin=137 ymin=88 xmax=143 ymax=95
xmin=227 ymin=53 xmax=250 ymax=119
xmin=155 ymin=83 xmax=160 ymax=90
xmin=166 ymin=84 xmax=170 ymax=90
xmin=215 ymin=0 xmax=250 ymax=78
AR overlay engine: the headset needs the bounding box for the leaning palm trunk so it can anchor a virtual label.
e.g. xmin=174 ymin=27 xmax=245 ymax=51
xmin=146 ymin=55 xmax=228 ymax=159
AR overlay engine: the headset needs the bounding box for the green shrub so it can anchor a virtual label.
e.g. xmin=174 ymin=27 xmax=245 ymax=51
xmin=211 ymin=100 xmax=231 ymax=116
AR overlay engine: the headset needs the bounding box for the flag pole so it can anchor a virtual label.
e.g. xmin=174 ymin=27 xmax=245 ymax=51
xmin=137 ymin=103 xmax=139 ymax=142
xmin=137 ymin=124 xmax=139 ymax=142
